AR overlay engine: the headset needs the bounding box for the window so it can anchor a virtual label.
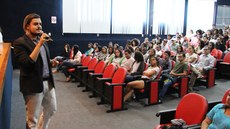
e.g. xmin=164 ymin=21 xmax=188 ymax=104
xmin=63 ymin=0 xmax=111 ymax=33
xmin=112 ymin=0 xmax=148 ymax=34
xmin=152 ymin=0 xmax=185 ymax=35
xmin=216 ymin=5 xmax=230 ymax=29
xmin=186 ymin=0 xmax=215 ymax=34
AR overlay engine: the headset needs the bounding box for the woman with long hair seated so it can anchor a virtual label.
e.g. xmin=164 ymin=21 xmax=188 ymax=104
xmin=124 ymin=56 xmax=160 ymax=102
xmin=125 ymin=51 xmax=145 ymax=83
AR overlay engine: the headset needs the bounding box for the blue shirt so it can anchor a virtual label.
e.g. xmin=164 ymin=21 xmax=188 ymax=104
xmin=207 ymin=104 xmax=230 ymax=129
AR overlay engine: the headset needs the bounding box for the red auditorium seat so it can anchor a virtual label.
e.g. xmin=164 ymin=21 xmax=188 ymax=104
xmin=134 ymin=67 xmax=162 ymax=106
xmin=89 ymin=64 xmax=116 ymax=98
xmin=154 ymin=93 xmax=208 ymax=129
xmin=101 ymin=68 xmax=127 ymax=112
xmin=81 ymin=60 xmax=106 ymax=92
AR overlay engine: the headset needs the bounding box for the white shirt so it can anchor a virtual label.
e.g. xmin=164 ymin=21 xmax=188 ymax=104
xmin=155 ymin=50 xmax=162 ymax=57
xmin=142 ymin=66 xmax=160 ymax=80
xmin=71 ymin=51 xmax=82 ymax=64
xmin=131 ymin=62 xmax=140 ymax=73
xmin=186 ymin=53 xmax=197 ymax=65
xmin=121 ymin=57 xmax=135 ymax=71
xmin=194 ymin=54 xmax=215 ymax=70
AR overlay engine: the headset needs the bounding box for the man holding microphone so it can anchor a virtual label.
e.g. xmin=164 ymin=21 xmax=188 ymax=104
xmin=13 ymin=13 xmax=57 ymax=129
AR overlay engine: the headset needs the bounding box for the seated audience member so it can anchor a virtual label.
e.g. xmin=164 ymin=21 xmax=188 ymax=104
xmin=185 ymin=46 xmax=197 ymax=65
xmin=58 ymin=45 xmax=82 ymax=81
xmin=161 ymin=39 xmax=170 ymax=51
xmin=155 ymin=44 xmax=163 ymax=57
xmin=169 ymin=38 xmax=179 ymax=54
xmin=161 ymin=51 xmax=172 ymax=75
xmin=107 ymin=41 xmax=113 ymax=48
xmin=96 ymin=46 xmax=108 ymax=61
xmin=52 ymin=43 xmax=71 ymax=63
xmin=124 ymin=56 xmax=160 ymax=102
xmin=126 ymin=46 xmax=135 ymax=57
xmin=166 ymin=34 xmax=172 ymax=47
xmin=131 ymin=38 xmax=140 ymax=51
xmin=53 ymin=44 xmax=78 ymax=73
xmin=135 ymin=47 xmax=142 ymax=52
xmin=141 ymin=47 xmax=148 ymax=62
xmin=159 ymin=52 xmax=188 ymax=101
xmin=196 ymin=38 xmax=206 ymax=54
xmin=108 ymin=49 xmax=124 ymax=66
xmin=216 ymin=37 xmax=226 ymax=53
xmin=148 ymin=41 xmax=154 ymax=50
xmin=113 ymin=43 xmax=119 ymax=50
xmin=125 ymin=52 xmax=145 ymax=83
xmin=201 ymin=90 xmax=230 ymax=129
xmin=182 ymin=37 xmax=189 ymax=50
xmin=177 ymin=45 xmax=184 ymax=53
xmin=188 ymin=46 xmax=215 ymax=91
xmin=105 ymin=46 xmax=115 ymax=64
xmin=208 ymin=42 xmax=218 ymax=58
xmin=92 ymin=43 xmax=101 ymax=58
xmin=116 ymin=49 xmax=135 ymax=72
xmin=85 ymin=42 xmax=94 ymax=56
xmin=174 ymin=45 xmax=184 ymax=61
xmin=145 ymin=48 xmax=156 ymax=63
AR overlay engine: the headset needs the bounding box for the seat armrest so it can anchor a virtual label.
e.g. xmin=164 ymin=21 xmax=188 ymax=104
xmin=156 ymin=109 xmax=176 ymax=117
xmin=83 ymin=69 xmax=94 ymax=72
xmin=156 ymin=109 xmax=176 ymax=124
xmin=220 ymin=62 xmax=230 ymax=65
xmin=97 ymin=78 xmax=112 ymax=82
xmin=77 ymin=66 xmax=88 ymax=69
xmin=183 ymin=124 xmax=201 ymax=129
xmin=106 ymin=83 xmax=126 ymax=87
xmin=89 ymin=73 xmax=103 ymax=77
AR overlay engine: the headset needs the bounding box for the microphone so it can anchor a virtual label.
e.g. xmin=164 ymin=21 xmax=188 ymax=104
xmin=44 ymin=32 xmax=53 ymax=41
xmin=39 ymin=31 xmax=53 ymax=41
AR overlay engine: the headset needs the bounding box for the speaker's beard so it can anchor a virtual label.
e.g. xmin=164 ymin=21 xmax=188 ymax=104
xmin=30 ymin=32 xmax=40 ymax=37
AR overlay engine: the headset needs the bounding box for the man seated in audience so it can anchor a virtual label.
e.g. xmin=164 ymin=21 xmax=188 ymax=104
xmin=141 ymin=47 xmax=148 ymax=62
xmin=188 ymin=46 xmax=215 ymax=92
xmin=159 ymin=52 xmax=188 ymax=102
xmin=161 ymin=39 xmax=170 ymax=51
xmin=161 ymin=51 xmax=172 ymax=75
xmin=116 ymin=49 xmax=135 ymax=73
xmin=169 ymin=37 xmax=179 ymax=54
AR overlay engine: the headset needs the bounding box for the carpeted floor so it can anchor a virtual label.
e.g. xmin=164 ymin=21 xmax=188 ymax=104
xmin=11 ymin=69 xmax=229 ymax=129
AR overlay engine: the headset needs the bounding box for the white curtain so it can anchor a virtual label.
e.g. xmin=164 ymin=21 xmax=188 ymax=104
xmin=63 ymin=0 xmax=111 ymax=33
xmin=112 ymin=0 xmax=147 ymax=34
xmin=186 ymin=0 xmax=215 ymax=35
xmin=152 ymin=0 xmax=185 ymax=35
xmin=216 ymin=5 xmax=230 ymax=29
